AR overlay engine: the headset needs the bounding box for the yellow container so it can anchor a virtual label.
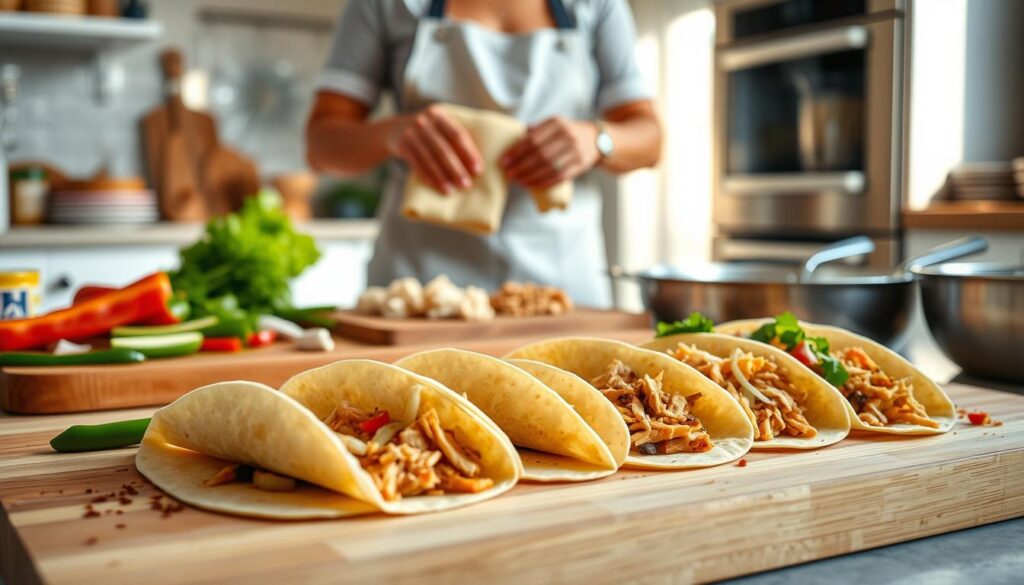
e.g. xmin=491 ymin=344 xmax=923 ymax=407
xmin=0 ymin=270 xmax=41 ymax=320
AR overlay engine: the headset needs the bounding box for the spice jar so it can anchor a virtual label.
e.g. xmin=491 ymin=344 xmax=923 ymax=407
xmin=0 ymin=270 xmax=40 ymax=320
xmin=10 ymin=166 xmax=48 ymax=225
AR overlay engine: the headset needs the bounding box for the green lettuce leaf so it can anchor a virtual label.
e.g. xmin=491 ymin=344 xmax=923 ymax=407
xmin=655 ymin=312 xmax=715 ymax=337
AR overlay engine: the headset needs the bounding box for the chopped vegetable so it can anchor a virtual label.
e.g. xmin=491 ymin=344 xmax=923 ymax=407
xmin=74 ymin=284 xmax=189 ymax=326
xmin=788 ymin=341 xmax=817 ymax=367
xmin=111 ymin=332 xmax=203 ymax=359
xmin=656 ymin=312 xmax=715 ymax=337
xmin=296 ymin=327 xmax=334 ymax=352
xmin=169 ymin=191 xmax=321 ymax=323
xmin=359 ymin=411 xmax=391 ymax=435
xmin=967 ymin=411 xmax=990 ymax=425
xmin=112 ymin=316 xmax=218 ymax=338
xmin=750 ymin=312 xmax=849 ymax=387
xmin=257 ymin=314 xmax=304 ymax=340
xmin=0 ymin=273 xmax=173 ymax=351
xmin=53 ymin=339 xmax=92 ymax=356
xmin=1 ymin=348 xmax=145 ymax=367
xmin=272 ymin=307 xmax=338 ymax=330
xmin=247 ymin=329 xmax=278 ymax=348
xmin=201 ymin=337 xmax=243 ymax=352
xmin=49 ymin=418 xmax=151 ymax=452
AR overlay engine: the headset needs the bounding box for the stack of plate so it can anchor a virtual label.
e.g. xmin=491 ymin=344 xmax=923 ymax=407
xmin=1014 ymin=158 xmax=1024 ymax=199
xmin=948 ymin=162 xmax=1017 ymax=201
xmin=49 ymin=188 xmax=159 ymax=225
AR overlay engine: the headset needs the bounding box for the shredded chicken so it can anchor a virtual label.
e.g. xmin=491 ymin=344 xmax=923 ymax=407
xmin=835 ymin=347 xmax=938 ymax=428
xmin=669 ymin=344 xmax=816 ymax=441
xmin=490 ymin=281 xmax=573 ymax=317
xmin=590 ymin=360 xmax=713 ymax=455
xmin=339 ymin=406 xmax=492 ymax=501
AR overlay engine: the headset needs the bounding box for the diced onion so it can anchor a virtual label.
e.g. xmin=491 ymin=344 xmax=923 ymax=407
xmin=338 ymin=433 xmax=368 ymax=456
xmin=731 ymin=349 xmax=773 ymax=404
xmin=370 ymin=422 xmax=404 ymax=446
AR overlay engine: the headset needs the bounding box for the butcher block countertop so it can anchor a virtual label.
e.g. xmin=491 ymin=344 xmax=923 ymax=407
xmin=2 ymin=370 xmax=1023 ymax=584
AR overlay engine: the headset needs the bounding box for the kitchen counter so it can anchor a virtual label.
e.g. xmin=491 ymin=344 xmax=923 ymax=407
xmin=903 ymin=201 xmax=1024 ymax=231
xmin=0 ymin=219 xmax=378 ymax=248
xmin=1 ymin=331 xmax=1021 ymax=584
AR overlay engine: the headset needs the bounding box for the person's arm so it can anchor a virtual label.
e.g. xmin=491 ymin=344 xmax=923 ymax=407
xmin=306 ymin=93 xmax=483 ymax=193
xmin=500 ymin=100 xmax=661 ymax=188
xmin=501 ymin=0 xmax=662 ymax=188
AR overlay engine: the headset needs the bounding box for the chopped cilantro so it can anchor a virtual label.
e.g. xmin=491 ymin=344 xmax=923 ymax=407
xmin=655 ymin=312 xmax=715 ymax=337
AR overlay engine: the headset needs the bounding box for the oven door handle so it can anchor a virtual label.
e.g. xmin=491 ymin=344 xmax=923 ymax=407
xmin=722 ymin=172 xmax=866 ymax=196
xmin=720 ymin=26 xmax=869 ymax=70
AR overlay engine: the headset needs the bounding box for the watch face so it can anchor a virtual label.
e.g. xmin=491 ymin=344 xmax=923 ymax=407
xmin=597 ymin=132 xmax=614 ymax=157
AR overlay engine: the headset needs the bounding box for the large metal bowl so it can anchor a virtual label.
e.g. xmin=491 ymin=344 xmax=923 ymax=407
xmin=631 ymin=263 xmax=915 ymax=349
xmin=913 ymin=263 xmax=1024 ymax=384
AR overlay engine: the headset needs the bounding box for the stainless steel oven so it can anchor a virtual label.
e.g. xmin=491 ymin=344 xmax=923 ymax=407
xmin=712 ymin=0 xmax=909 ymax=267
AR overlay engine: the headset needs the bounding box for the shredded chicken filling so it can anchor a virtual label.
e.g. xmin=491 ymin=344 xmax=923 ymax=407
xmin=669 ymin=344 xmax=816 ymax=441
xmin=835 ymin=347 xmax=938 ymax=428
xmin=328 ymin=405 xmax=493 ymax=501
xmin=590 ymin=360 xmax=713 ymax=455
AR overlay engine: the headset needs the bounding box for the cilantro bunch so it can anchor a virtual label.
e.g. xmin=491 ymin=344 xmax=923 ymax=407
xmin=170 ymin=191 xmax=321 ymax=320
xmin=749 ymin=312 xmax=849 ymax=387
xmin=655 ymin=312 xmax=715 ymax=337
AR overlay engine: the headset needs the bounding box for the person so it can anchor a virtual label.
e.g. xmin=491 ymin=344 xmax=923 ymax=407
xmin=306 ymin=0 xmax=662 ymax=307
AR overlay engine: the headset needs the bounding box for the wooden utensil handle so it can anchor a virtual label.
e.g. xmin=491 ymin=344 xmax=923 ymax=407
xmin=160 ymin=49 xmax=184 ymax=82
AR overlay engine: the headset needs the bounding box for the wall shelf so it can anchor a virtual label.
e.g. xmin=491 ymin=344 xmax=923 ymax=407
xmin=0 ymin=12 xmax=162 ymax=50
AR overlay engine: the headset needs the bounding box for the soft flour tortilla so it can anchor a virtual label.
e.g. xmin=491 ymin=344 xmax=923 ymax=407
xmin=136 ymin=381 xmax=377 ymax=520
xmin=396 ymin=349 xmax=619 ymax=482
xmin=137 ymin=363 xmax=519 ymax=519
xmin=278 ymin=359 xmax=521 ymax=513
xmin=642 ymin=333 xmax=851 ymax=449
xmin=716 ymin=319 xmax=956 ymax=434
xmin=504 ymin=337 xmax=755 ymax=469
xmin=508 ymin=359 xmax=630 ymax=469
xmin=401 ymin=103 xmax=572 ymax=235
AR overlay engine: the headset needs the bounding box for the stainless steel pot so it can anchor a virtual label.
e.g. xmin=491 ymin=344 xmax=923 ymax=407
xmin=913 ymin=263 xmax=1024 ymax=384
xmin=615 ymin=237 xmax=987 ymax=349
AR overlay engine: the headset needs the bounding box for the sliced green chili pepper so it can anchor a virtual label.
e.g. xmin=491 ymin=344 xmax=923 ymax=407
xmin=50 ymin=418 xmax=151 ymax=452
xmin=0 ymin=348 xmax=146 ymax=367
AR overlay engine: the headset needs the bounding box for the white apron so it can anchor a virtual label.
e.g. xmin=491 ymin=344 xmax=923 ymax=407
xmin=368 ymin=0 xmax=611 ymax=307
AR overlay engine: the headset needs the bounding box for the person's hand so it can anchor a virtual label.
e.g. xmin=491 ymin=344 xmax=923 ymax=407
xmin=500 ymin=117 xmax=600 ymax=188
xmin=388 ymin=105 xmax=483 ymax=194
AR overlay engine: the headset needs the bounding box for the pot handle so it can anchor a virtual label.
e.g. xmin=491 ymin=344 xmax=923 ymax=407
xmin=900 ymin=236 xmax=988 ymax=273
xmin=800 ymin=235 xmax=876 ymax=281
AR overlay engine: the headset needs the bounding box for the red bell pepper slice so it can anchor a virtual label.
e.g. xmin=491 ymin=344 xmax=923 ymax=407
xmin=358 ymin=411 xmax=391 ymax=434
xmin=73 ymin=284 xmax=184 ymax=326
xmin=0 ymin=273 xmax=173 ymax=351
xmin=247 ymin=330 xmax=278 ymax=348
xmin=201 ymin=337 xmax=243 ymax=352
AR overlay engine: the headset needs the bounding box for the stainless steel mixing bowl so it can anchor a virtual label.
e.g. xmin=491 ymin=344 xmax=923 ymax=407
xmin=913 ymin=263 xmax=1024 ymax=384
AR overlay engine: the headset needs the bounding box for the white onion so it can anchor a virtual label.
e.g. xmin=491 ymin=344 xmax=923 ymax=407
xmin=731 ymin=349 xmax=773 ymax=404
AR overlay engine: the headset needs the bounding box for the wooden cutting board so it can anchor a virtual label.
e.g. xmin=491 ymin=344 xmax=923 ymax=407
xmin=332 ymin=308 xmax=651 ymax=345
xmin=1 ymin=383 xmax=1021 ymax=584
xmin=0 ymin=328 xmax=653 ymax=415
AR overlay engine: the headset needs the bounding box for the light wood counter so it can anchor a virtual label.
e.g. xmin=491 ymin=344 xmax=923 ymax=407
xmin=904 ymin=201 xmax=1024 ymax=231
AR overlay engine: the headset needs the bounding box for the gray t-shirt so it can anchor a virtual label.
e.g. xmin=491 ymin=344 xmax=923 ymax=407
xmin=317 ymin=0 xmax=652 ymax=116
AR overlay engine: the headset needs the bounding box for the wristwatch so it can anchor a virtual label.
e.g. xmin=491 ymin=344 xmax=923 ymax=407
xmin=594 ymin=120 xmax=614 ymax=161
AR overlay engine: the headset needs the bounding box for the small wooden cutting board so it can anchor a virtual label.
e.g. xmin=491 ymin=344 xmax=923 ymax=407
xmin=331 ymin=308 xmax=651 ymax=345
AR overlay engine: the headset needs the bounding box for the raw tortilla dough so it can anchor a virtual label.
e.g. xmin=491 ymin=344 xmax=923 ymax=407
xmin=402 ymin=103 xmax=572 ymax=235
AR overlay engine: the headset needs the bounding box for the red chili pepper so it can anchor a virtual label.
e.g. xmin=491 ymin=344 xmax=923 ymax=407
xmin=73 ymin=284 xmax=184 ymax=326
xmin=247 ymin=330 xmax=278 ymax=348
xmin=0 ymin=273 xmax=173 ymax=351
xmin=967 ymin=411 xmax=990 ymax=425
xmin=358 ymin=411 xmax=391 ymax=434
xmin=789 ymin=341 xmax=818 ymax=367
xmin=201 ymin=337 xmax=243 ymax=353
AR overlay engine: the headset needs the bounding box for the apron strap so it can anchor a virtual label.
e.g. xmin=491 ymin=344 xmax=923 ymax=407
xmin=426 ymin=0 xmax=576 ymax=29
